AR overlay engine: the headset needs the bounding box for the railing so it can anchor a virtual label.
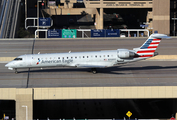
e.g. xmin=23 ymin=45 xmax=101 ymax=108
xmin=77 ymin=29 xmax=90 ymax=38
xmin=25 ymin=18 xmax=53 ymax=30
xmin=35 ymin=29 xmax=48 ymax=38
xmin=34 ymin=28 xmax=149 ymax=38
xmin=120 ymin=29 xmax=149 ymax=37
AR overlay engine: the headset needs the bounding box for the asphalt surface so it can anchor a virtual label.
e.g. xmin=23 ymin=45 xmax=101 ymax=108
xmin=0 ymin=40 xmax=33 ymax=57
xmin=0 ymin=38 xmax=177 ymax=88
xmin=1 ymin=61 xmax=177 ymax=88
xmin=0 ymin=38 xmax=177 ymax=57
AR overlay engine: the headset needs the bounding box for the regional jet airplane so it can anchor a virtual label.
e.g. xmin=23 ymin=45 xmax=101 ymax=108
xmin=5 ymin=33 xmax=170 ymax=74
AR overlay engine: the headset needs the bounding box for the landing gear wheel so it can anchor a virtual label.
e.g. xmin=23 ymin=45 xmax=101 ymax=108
xmin=91 ymin=68 xmax=97 ymax=74
xmin=15 ymin=68 xmax=18 ymax=74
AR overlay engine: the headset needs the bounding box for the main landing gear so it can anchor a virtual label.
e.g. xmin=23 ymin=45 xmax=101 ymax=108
xmin=91 ymin=68 xmax=97 ymax=74
xmin=15 ymin=68 xmax=18 ymax=74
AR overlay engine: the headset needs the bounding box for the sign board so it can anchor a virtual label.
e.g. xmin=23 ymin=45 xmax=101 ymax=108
xmin=4 ymin=116 xmax=9 ymax=119
xmin=106 ymin=29 xmax=120 ymax=37
xmin=47 ymin=29 xmax=62 ymax=38
xmin=140 ymin=24 xmax=148 ymax=28
xmin=91 ymin=29 xmax=105 ymax=37
xmin=126 ymin=111 xmax=132 ymax=118
xmin=39 ymin=18 xmax=51 ymax=27
xmin=48 ymin=1 xmax=56 ymax=6
xmin=154 ymin=31 xmax=158 ymax=33
xmin=62 ymin=29 xmax=77 ymax=38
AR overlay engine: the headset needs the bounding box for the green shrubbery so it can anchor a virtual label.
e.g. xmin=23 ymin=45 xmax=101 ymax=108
xmin=17 ymin=27 xmax=34 ymax=38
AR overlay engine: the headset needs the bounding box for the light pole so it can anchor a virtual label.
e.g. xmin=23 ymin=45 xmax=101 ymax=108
xmin=22 ymin=105 xmax=28 ymax=120
xmin=172 ymin=18 xmax=177 ymax=36
xmin=25 ymin=0 xmax=27 ymax=19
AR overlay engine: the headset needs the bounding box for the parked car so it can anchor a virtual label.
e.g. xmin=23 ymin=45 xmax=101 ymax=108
xmin=120 ymin=33 xmax=126 ymax=37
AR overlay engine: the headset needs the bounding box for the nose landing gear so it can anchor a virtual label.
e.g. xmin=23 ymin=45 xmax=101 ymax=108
xmin=15 ymin=68 xmax=18 ymax=74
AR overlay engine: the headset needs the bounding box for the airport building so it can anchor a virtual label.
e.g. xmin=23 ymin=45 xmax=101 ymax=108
xmin=1 ymin=0 xmax=177 ymax=120
xmin=0 ymin=0 xmax=176 ymax=38
xmin=26 ymin=0 xmax=176 ymax=35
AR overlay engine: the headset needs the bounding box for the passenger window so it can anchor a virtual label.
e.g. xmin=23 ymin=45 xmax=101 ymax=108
xmin=71 ymin=57 xmax=73 ymax=59
xmin=87 ymin=56 xmax=89 ymax=58
xmin=58 ymin=57 xmax=60 ymax=59
xmin=95 ymin=55 xmax=97 ymax=58
xmin=75 ymin=56 xmax=77 ymax=59
xmin=83 ymin=56 xmax=85 ymax=58
xmin=104 ymin=55 xmax=105 ymax=57
xmin=67 ymin=57 xmax=68 ymax=59
xmin=107 ymin=55 xmax=109 ymax=57
xmin=62 ymin=57 xmax=64 ymax=59
xmin=100 ymin=55 xmax=101 ymax=58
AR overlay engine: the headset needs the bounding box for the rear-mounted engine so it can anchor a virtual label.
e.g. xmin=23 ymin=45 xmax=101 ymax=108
xmin=117 ymin=49 xmax=137 ymax=59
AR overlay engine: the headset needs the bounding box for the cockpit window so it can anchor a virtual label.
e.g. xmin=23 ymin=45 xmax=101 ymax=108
xmin=14 ymin=58 xmax=23 ymax=61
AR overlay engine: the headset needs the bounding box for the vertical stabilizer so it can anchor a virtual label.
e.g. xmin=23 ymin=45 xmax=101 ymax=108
xmin=133 ymin=34 xmax=170 ymax=58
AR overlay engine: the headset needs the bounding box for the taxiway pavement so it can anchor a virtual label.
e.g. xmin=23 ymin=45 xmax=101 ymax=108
xmin=0 ymin=38 xmax=177 ymax=88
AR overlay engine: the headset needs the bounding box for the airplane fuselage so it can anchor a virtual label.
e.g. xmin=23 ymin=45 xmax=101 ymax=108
xmin=6 ymin=49 xmax=145 ymax=70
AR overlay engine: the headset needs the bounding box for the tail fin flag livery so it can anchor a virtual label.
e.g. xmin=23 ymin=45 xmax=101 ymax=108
xmin=5 ymin=33 xmax=170 ymax=74
xmin=133 ymin=34 xmax=170 ymax=58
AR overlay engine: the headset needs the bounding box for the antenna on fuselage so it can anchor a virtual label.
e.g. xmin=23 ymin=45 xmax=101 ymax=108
xmin=69 ymin=51 xmax=71 ymax=53
xmin=38 ymin=52 xmax=40 ymax=54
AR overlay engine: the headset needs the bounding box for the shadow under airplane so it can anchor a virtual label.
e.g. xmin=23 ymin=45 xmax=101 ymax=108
xmin=17 ymin=65 xmax=177 ymax=75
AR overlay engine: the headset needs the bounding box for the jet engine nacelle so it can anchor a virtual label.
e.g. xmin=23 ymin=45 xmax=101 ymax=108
xmin=117 ymin=49 xmax=135 ymax=59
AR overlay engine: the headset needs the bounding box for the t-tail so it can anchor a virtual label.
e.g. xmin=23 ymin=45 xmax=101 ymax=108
xmin=133 ymin=33 xmax=170 ymax=59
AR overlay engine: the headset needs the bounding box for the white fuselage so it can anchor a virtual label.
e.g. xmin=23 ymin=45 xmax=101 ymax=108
xmin=5 ymin=50 xmax=145 ymax=70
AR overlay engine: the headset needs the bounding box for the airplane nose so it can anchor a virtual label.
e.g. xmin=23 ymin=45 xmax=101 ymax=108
xmin=5 ymin=62 xmax=15 ymax=70
xmin=5 ymin=63 xmax=10 ymax=67
xmin=5 ymin=61 xmax=14 ymax=67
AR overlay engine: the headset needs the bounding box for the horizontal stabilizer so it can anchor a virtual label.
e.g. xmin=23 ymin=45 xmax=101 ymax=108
xmin=150 ymin=34 xmax=171 ymax=39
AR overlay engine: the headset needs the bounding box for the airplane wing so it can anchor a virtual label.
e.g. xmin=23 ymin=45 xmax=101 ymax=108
xmin=75 ymin=64 xmax=107 ymax=68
